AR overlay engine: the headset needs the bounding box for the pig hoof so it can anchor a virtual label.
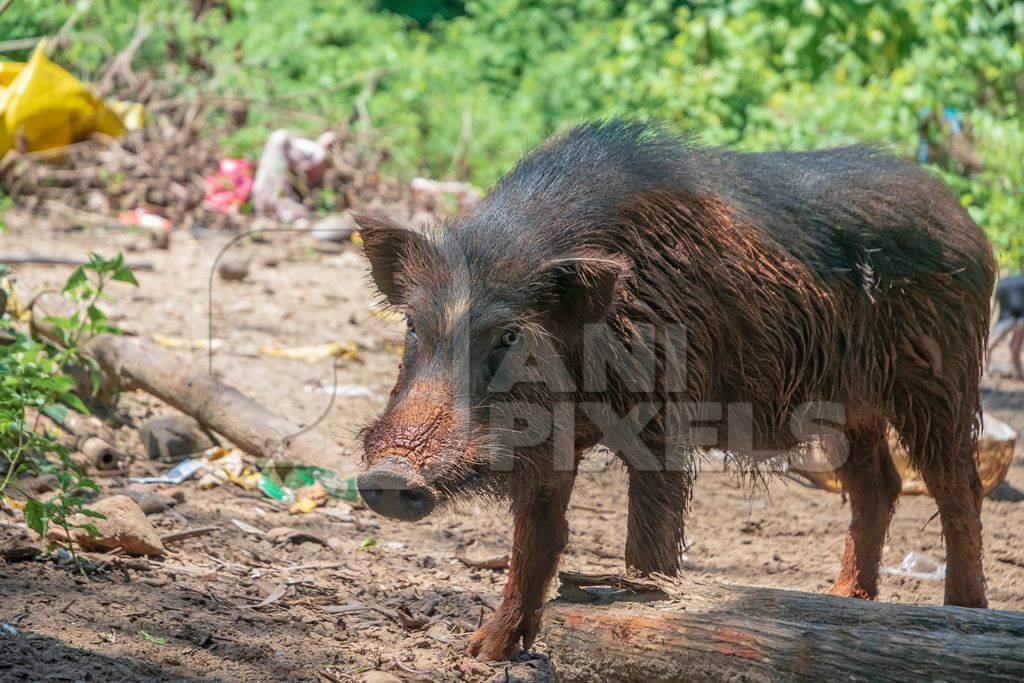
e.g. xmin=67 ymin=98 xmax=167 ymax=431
xmin=468 ymin=612 xmax=535 ymax=661
xmin=826 ymin=582 xmax=876 ymax=600
xmin=467 ymin=627 xmax=521 ymax=661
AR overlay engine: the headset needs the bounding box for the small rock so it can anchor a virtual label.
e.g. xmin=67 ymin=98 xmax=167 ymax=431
xmin=85 ymin=191 xmax=110 ymax=214
xmin=138 ymin=414 xmax=213 ymax=462
xmin=486 ymin=653 xmax=553 ymax=683
xmin=2 ymin=542 xmax=41 ymax=562
xmin=122 ymin=487 xmax=176 ymax=515
xmin=218 ymin=256 xmax=251 ymax=282
xmin=149 ymin=228 xmax=172 ymax=250
xmin=53 ymin=495 xmax=165 ymax=556
xmin=361 ymin=672 xmax=402 ymax=683
xmin=31 ymin=473 xmax=59 ymax=494
xmin=311 ymin=214 xmax=354 ymax=243
xmin=137 ymin=493 xmax=176 ymax=515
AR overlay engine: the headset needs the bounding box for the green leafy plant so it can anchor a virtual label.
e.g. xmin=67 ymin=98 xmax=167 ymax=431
xmin=1 ymin=254 xmax=139 ymax=569
xmin=4 ymin=0 xmax=1023 ymax=268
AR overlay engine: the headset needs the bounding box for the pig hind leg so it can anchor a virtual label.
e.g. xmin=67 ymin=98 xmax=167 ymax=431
xmin=897 ymin=416 xmax=987 ymax=607
xmin=827 ymin=420 xmax=902 ymax=599
xmin=891 ymin=360 xmax=987 ymax=607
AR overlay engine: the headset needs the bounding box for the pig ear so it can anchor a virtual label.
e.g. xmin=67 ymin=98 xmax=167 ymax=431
xmin=542 ymin=256 xmax=625 ymax=326
xmin=353 ymin=214 xmax=426 ymax=304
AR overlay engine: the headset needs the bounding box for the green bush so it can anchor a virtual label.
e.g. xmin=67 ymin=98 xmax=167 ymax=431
xmin=4 ymin=0 xmax=1023 ymax=266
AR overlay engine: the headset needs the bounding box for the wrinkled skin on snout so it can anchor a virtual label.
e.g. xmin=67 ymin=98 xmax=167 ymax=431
xmin=354 ymin=213 xmax=623 ymax=659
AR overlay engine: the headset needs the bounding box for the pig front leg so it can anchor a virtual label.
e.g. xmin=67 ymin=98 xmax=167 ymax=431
xmin=625 ymin=468 xmax=690 ymax=575
xmin=468 ymin=471 xmax=576 ymax=660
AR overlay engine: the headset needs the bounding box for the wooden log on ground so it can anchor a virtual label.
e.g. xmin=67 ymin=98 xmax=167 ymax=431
xmin=19 ymin=288 xmax=356 ymax=474
xmin=540 ymin=573 xmax=1024 ymax=682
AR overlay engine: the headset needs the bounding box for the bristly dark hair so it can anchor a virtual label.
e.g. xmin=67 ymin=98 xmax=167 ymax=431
xmin=406 ymin=118 xmax=995 ymax=484
xmin=358 ymin=118 xmax=996 ymax=638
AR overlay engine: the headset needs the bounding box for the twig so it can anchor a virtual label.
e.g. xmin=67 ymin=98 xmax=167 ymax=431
xmin=557 ymin=570 xmax=666 ymax=595
xmin=278 ymin=561 xmax=348 ymax=573
xmin=394 ymin=658 xmax=430 ymax=676
xmin=0 ymin=37 xmax=40 ymax=53
xmin=455 ymin=553 xmax=509 ymax=570
xmin=97 ymin=11 xmax=151 ymax=95
xmin=0 ymin=0 xmax=14 ymax=17
xmin=160 ymin=526 xmax=219 ymax=545
xmin=47 ymin=0 xmax=93 ymax=55
xmin=0 ymin=253 xmax=154 ymax=270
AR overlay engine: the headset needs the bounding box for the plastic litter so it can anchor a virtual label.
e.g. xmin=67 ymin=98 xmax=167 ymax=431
xmin=231 ymin=518 xmax=264 ymax=536
xmin=203 ymin=158 xmax=254 ymax=214
xmin=152 ymin=334 xmax=222 ymax=351
xmin=130 ymin=447 xmax=255 ymax=487
xmin=288 ymin=481 xmax=329 ymax=514
xmin=283 ymin=465 xmax=360 ymax=503
xmin=130 ymin=446 xmax=360 ymax=509
xmin=118 ymin=208 xmax=171 ymax=230
xmin=251 ymin=129 xmax=334 ymax=222
xmin=196 ymin=448 xmax=251 ymax=489
xmin=259 ymin=341 xmax=357 ymax=364
xmin=289 ymin=497 xmax=319 ymax=514
xmin=257 ymin=463 xmax=360 ymax=507
xmin=257 ymin=472 xmax=294 ymax=504
xmin=1 ymin=623 xmax=18 ymax=636
xmin=130 ymin=458 xmax=203 ymax=485
xmin=881 ymin=551 xmax=946 ymax=581
xmin=0 ymin=41 xmax=138 ymax=157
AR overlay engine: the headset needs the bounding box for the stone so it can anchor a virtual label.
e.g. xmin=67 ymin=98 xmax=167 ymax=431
xmin=58 ymin=495 xmax=165 ymax=556
xmin=361 ymin=672 xmax=402 ymax=683
xmin=311 ymin=214 xmax=355 ymax=243
xmin=217 ymin=256 xmax=251 ymax=282
xmin=138 ymin=414 xmax=213 ymax=462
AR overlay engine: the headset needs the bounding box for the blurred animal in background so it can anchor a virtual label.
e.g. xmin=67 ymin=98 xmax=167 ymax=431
xmin=989 ymin=273 xmax=1024 ymax=379
xmin=917 ymin=107 xmax=984 ymax=176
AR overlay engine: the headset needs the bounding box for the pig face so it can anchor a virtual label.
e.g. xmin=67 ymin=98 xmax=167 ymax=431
xmin=354 ymin=214 xmax=623 ymax=521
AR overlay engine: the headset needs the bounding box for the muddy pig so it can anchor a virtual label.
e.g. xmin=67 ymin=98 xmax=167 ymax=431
xmin=354 ymin=120 xmax=995 ymax=660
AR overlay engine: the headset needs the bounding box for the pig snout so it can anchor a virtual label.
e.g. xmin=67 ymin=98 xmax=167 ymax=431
xmin=357 ymin=457 xmax=436 ymax=521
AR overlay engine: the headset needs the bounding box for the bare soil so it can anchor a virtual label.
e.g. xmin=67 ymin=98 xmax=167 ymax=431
xmin=2 ymin=221 xmax=1024 ymax=682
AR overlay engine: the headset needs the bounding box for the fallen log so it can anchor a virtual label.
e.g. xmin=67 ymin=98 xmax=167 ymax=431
xmin=540 ymin=573 xmax=1024 ymax=682
xmin=19 ymin=287 xmax=356 ymax=474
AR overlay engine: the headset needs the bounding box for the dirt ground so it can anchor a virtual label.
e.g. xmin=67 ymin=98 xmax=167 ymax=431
xmin=2 ymin=221 xmax=1024 ymax=682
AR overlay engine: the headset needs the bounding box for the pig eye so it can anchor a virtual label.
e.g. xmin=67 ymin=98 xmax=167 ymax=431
xmin=406 ymin=318 xmax=417 ymax=340
xmin=500 ymin=328 xmax=522 ymax=348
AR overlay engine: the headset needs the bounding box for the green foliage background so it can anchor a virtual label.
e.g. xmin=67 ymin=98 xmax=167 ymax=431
xmin=5 ymin=0 xmax=1023 ymax=266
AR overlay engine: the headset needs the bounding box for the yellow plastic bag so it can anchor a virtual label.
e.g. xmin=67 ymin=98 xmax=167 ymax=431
xmin=0 ymin=40 xmax=130 ymax=157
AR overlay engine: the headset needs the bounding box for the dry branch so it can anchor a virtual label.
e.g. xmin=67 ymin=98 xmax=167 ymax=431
xmin=20 ymin=287 xmax=357 ymax=474
xmin=540 ymin=573 xmax=1024 ymax=682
